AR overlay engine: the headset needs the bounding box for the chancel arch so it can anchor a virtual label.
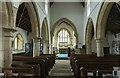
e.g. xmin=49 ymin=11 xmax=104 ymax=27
xmin=85 ymin=18 xmax=95 ymax=54
xmin=41 ymin=18 xmax=49 ymax=54
xmin=51 ymin=18 xmax=78 ymax=53
xmin=96 ymin=2 xmax=120 ymax=56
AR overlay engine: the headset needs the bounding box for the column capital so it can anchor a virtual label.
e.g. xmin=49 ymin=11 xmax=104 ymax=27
xmin=2 ymin=27 xmax=17 ymax=32
xmin=2 ymin=27 xmax=17 ymax=37
xmin=96 ymin=38 xmax=104 ymax=43
xmin=33 ymin=37 xmax=41 ymax=42
xmin=33 ymin=37 xmax=41 ymax=39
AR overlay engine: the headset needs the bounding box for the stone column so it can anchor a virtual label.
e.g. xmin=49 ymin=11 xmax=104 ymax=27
xmin=96 ymin=39 xmax=104 ymax=57
xmin=44 ymin=40 xmax=49 ymax=54
xmin=86 ymin=42 xmax=92 ymax=54
xmin=43 ymin=41 xmax=46 ymax=54
xmin=74 ymin=34 xmax=78 ymax=47
xmin=0 ymin=28 xmax=16 ymax=68
xmin=33 ymin=38 xmax=40 ymax=57
xmin=70 ymin=37 xmax=73 ymax=48
xmin=86 ymin=40 xmax=92 ymax=54
xmin=54 ymin=37 xmax=58 ymax=48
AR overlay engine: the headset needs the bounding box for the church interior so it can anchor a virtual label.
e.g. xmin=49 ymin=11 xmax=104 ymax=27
xmin=0 ymin=0 xmax=120 ymax=78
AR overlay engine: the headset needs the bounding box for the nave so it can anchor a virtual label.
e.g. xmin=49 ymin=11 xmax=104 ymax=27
xmin=1 ymin=1 xmax=120 ymax=78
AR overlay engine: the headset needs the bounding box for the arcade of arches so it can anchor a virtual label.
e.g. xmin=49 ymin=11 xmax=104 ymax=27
xmin=0 ymin=1 xmax=120 ymax=77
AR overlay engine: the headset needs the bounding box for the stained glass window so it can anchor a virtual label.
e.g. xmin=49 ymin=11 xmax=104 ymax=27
xmin=58 ymin=29 xmax=69 ymax=46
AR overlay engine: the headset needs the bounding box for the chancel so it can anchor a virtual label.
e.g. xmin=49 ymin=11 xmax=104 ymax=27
xmin=0 ymin=0 xmax=120 ymax=78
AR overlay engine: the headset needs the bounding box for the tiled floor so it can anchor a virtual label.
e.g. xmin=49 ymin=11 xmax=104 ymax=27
xmin=49 ymin=60 xmax=74 ymax=78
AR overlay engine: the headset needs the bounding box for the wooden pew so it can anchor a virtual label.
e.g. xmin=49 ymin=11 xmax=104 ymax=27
xmin=12 ymin=56 xmax=46 ymax=78
xmin=12 ymin=54 xmax=55 ymax=78
xmin=0 ymin=73 xmax=5 ymax=78
xmin=2 ymin=67 xmax=35 ymax=78
xmin=74 ymin=61 xmax=114 ymax=78
xmin=70 ymin=53 xmax=120 ymax=78
xmin=13 ymin=52 xmax=32 ymax=57
xmin=13 ymin=53 xmax=55 ymax=71
xmin=33 ymin=54 xmax=55 ymax=75
xmin=39 ymin=54 xmax=55 ymax=69
xmin=13 ymin=52 xmax=56 ymax=69
xmin=11 ymin=63 xmax=40 ymax=77
xmin=70 ymin=52 xmax=96 ymax=72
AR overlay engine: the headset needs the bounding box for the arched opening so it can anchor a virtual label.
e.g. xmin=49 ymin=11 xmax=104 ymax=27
xmin=15 ymin=2 xmax=40 ymax=56
xmin=41 ymin=18 xmax=49 ymax=54
xmin=85 ymin=18 xmax=95 ymax=54
xmin=51 ymin=18 xmax=78 ymax=56
xmin=96 ymin=2 xmax=113 ymax=39
xmin=96 ymin=2 xmax=120 ymax=56
xmin=14 ymin=33 xmax=24 ymax=51
xmin=105 ymin=3 xmax=120 ymax=55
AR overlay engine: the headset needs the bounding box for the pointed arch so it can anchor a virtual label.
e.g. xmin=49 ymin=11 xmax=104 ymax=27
xmin=41 ymin=17 xmax=49 ymax=54
xmin=85 ymin=18 xmax=94 ymax=54
xmin=26 ymin=2 xmax=40 ymax=38
xmin=96 ymin=2 xmax=114 ymax=39
xmin=51 ymin=18 xmax=78 ymax=45
xmin=52 ymin=18 xmax=78 ymax=37
xmin=14 ymin=33 xmax=24 ymax=51
xmin=2 ymin=2 xmax=14 ymax=28
xmin=96 ymin=2 xmax=120 ymax=56
xmin=17 ymin=2 xmax=40 ymax=38
xmin=41 ymin=17 xmax=49 ymax=41
xmin=56 ymin=28 xmax=71 ymax=37
xmin=95 ymin=2 xmax=120 ymax=56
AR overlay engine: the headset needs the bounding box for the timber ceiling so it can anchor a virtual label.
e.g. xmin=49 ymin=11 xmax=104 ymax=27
xmin=16 ymin=3 xmax=32 ymax=32
xmin=107 ymin=3 xmax=120 ymax=35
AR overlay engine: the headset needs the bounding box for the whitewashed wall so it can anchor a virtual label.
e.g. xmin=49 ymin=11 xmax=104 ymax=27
xmin=106 ymin=31 xmax=120 ymax=55
xmin=89 ymin=2 xmax=102 ymax=33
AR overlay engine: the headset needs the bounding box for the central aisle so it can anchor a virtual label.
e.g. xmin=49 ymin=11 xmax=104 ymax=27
xmin=49 ymin=60 xmax=74 ymax=78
